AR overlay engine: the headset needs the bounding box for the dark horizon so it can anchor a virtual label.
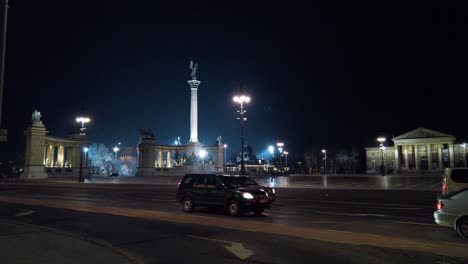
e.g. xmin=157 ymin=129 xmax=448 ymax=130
xmin=1 ymin=1 xmax=468 ymax=165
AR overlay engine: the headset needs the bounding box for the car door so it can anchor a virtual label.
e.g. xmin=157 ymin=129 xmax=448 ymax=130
xmin=191 ymin=174 xmax=208 ymax=205
xmin=205 ymin=174 xmax=225 ymax=206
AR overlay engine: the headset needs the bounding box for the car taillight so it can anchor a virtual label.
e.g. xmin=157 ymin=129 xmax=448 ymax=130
xmin=177 ymin=178 xmax=183 ymax=188
xmin=436 ymin=201 xmax=444 ymax=211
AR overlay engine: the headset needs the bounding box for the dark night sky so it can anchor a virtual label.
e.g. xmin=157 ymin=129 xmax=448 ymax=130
xmin=1 ymin=1 xmax=468 ymax=164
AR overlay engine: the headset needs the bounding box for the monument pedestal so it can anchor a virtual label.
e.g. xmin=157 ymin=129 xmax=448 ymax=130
xmin=22 ymin=120 xmax=48 ymax=179
xmin=22 ymin=165 xmax=48 ymax=179
xmin=185 ymin=142 xmax=203 ymax=158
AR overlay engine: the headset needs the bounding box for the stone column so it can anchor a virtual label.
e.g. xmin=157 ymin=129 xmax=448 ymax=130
xmin=438 ymin=144 xmax=443 ymax=169
xmin=65 ymin=146 xmax=71 ymax=167
xmin=166 ymin=151 xmax=171 ymax=168
xmin=46 ymin=145 xmax=54 ymax=167
xmin=394 ymin=145 xmax=400 ymax=170
xmin=414 ymin=145 xmax=419 ymax=170
xmin=57 ymin=146 xmax=64 ymax=167
xmin=215 ymin=143 xmax=224 ymax=172
xmin=404 ymin=145 xmax=409 ymax=170
xmin=158 ymin=150 xmax=163 ymax=168
xmin=23 ymin=120 xmax=49 ymax=179
xmin=136 ymin=138 xmax=157 ymax=176
xmin=449 ymin=144 xmax=455 ymax=167
xmin=426 ymin=144 xmax=432 ymax=170
xmin=188 ymin=79 xmax=201 ymax=143
xmin=71 ymin=144 xmax=82 ymax=171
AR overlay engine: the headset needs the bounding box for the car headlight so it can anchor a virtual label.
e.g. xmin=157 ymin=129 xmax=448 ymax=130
xmin=242 ymin=192 xmax=254 ymax=199
xmin=272 ymin=188 xmax=275 ymax=194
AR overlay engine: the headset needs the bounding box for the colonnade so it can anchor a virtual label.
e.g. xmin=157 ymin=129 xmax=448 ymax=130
xmin=395 ymin=143 xmax=454 ymax=170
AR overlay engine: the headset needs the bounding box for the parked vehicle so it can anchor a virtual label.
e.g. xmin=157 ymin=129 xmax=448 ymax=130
xmin=434 ymin=188 xmax=468 ymax=239
xmin=176 ymin=174 xmax=276 ymax=216
xmin=441 ymin=168 xmax=468 ymax=196
xmin=0 ymin=161 xmax=20 ymax=178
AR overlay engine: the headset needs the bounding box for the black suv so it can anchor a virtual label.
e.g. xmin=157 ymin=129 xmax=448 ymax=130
xmin=176 ymin=174 xmax=276 ymax=216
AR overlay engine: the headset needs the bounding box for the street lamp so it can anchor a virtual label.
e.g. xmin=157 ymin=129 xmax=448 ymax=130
xmin=377 ymin=137 xmax=386 ymax=176
xmin=113 ymin=146 xmax=120 ymax=174
xmin=233 ymin=95 xmax=250 ymax=175
xmin=0 ymin=0 xmax=9 ymax=139
xmin=277 ymin=142 xmax=284 ymax=153
xmin=223 ymin=144 xmax=228 ymax=165
xmin=462 ymin=143 xmax=467 ymax=168
xmin=283 ymin=151 xmax=289 ymax=168
xmin=322 ymin=149 xmax=327 ymax=174
xmin=83 ymin=147 xmax=89 ymax=167
xmin=76 ymin=116 xmax=90 ymax=182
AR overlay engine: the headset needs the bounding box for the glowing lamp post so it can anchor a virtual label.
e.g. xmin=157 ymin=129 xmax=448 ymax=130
xmin=83 ymin=147 xmax=89 ymax=167
xmin=223 ymin=144 xmax=228 ymax=165
xmin=377 ymin=137 xmax=386 ymax=176
xmin=76 ymin=116 xmax=90 ymax=182
xmin=233 ymin=95 xmax=250 ymax=175
xmin=113 ymin=146 xmax=120 ymax=174
xmin=283 ymin=151 xmax=289 ymax=168
xmin=322 ymin=149 xmax=327 ymax=174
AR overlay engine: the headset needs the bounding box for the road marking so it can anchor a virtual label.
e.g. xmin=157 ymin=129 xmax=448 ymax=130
xmin=316 ymin=211 xmax=387 ymax=217
xmin=15 ymin=209 xmax=35 ymax=217
xmin=355 ymin=205 xmax=423 ymax=210
xmin=280 ymin=198 xmax=431 ymax=209
xmin=187 ymin=235 xmax=254 ymax=260
xmin=378 ymin=220 xmax=439 ymax=227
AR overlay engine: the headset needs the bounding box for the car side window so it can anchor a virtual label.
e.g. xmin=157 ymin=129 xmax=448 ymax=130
xmin=192 ymin=175 xmax=205 ymax=188
xmin=183 ymin=176 xmax=193 ymax=185
xmin=205 ymin=175 xmax=217 ymax=188
xmin=452 ymin=170 xmax=468 ymax=183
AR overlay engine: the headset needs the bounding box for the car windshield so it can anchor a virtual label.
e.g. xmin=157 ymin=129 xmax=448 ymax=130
xmin=219 ymin=176 xmax=259 ymax=187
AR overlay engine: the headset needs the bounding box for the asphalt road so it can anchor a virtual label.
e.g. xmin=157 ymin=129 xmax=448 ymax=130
xmin=0 ymin=182 xmax=466 ymax=263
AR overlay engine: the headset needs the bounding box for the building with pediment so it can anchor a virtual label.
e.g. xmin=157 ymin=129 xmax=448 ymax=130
xmin=365 ymin=127 xmax=467 ymax=173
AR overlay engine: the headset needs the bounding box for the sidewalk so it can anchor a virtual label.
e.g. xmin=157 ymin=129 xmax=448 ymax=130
xmin=0 ymin=220 xmax=137 ymax=263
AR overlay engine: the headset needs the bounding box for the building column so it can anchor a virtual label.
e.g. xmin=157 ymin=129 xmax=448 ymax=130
xmin=394 ymin=145 xmax=400 ymax=170
xmin=438 ymin=144 xmax=443 ymax=170
xmin=426 ymin=144 xmax=432 ymax=170
xmin=65 ymin=146 xmax=71 ymax=167
xmin=414 ymin=144 xmax=420 ymax=170
xmin=449 ymin=144 xmax=455 ymax=167
xmin=158 ymin=150 xmax=163 ymax=168
xmin=47 ymin=145 xmax=54 ymax=167
xmin=57 ymin=146 xmax=64 ymax=167
xmin=166 ymin=151 xmax=171 ymax=168
xmin=404 ymin=145 xmax=409 ymax=170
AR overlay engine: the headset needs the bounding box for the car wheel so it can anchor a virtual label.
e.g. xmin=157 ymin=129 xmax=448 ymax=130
xmin=253 ymin=208 xmax=264 ymax=215
xmin=182 ymin=197 xmax=194 ymax=213
xmin=456 ymin=216 xmax=468 ymax=239
xmin=227 ymin=200 xmax=242 ymax=217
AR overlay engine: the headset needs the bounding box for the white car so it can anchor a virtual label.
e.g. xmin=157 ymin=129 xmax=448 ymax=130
xmin=434 ymin=188 xmax=468 ymax=239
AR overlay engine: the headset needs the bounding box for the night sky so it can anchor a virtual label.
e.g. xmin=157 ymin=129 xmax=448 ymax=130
xmin=1 ymin=1 xmax=468 ymax=164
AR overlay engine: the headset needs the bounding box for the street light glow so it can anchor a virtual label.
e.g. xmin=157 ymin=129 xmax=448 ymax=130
xmin=233 ymin=95 xmax=251 ymax=104
xmin=199 ymin=149 xmax=207 ymax=158
xmin=83 ymin=147 xmax=89 ymax=153
xmin=224 ymin=144 xmax=227 ymax=148
xmin=113 ymin=147 xmax=120 ymax=153
xmin=377 ymin=137 xmax=386 ymax=143
xmin=268 ymin=146 xmax=274 ymax=154
xmin=76 ymin=117 xmax=91 ymax=125
xmin=322 ymin=149 xmax=326 ymax=153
